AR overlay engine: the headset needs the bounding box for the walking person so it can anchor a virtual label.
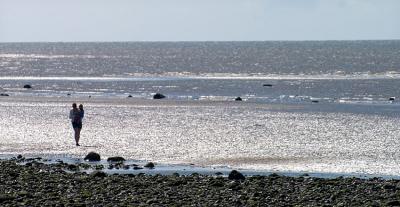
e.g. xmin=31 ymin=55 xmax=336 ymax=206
xmin=69 ymin=103 xmax=82 ymax=146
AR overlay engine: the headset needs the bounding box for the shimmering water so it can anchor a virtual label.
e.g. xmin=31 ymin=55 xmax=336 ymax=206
xmin=1 ymin=41 xmax=400 ymax=175
xmin=1 ymin=98 xmax=400 ymax=176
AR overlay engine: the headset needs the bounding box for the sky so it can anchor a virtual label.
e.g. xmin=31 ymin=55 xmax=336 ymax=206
xmin=0 ymin=0 xmax=399 ymax=42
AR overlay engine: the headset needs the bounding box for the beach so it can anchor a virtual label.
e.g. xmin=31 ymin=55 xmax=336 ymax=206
xmin=2 ymin=158 xmax=400 ymax=206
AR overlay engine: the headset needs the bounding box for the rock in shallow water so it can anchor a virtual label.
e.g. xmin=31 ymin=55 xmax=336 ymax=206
xmin=107 ymin=157 xmax=125 ymax=162
xmin=153 ymin=93 xmax=166 ymax=99
xmin=144 ymin=162 xmax=155 ymax=168
xmin=84 ymin=152 xmax=101 ymax=162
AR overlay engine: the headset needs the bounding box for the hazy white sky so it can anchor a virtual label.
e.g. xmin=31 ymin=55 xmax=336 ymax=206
xmin=0 ymin=0 xmax=399 ymax=42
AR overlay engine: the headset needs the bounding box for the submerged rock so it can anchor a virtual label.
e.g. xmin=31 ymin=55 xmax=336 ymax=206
xmin=107 ymin=157 xmax=126 ymax=162
xmin=228 ymin=170 xmax=245 ymax=181
xmin=84 ymin=152 xmax=101 ymax=162
xmin=235 ymin=97 xmax=242 ymax=101
xmin=153 ymin=93 xmax=166 ymax=99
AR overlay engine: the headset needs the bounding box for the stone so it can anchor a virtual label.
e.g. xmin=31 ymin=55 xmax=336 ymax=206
xmin=144 ymin=162 xmax=155 ymax=168
xmin=107 ymin=157 xmax=126 ymax=162
xmin=263 ymin=84 xmax=273 ymax=87
xmin=228 ymin=170 xmax=245 ymax=181
xmin=389 ymin=97 xmax=396 ymax=101
xmin=153 ymin=93 xmax=166 ymax=99
xmin=84 ymin=152 xmax=101 ymax=162
xmin=0 ymin=93 xmax=9 ymax=96
xmin=311 ymin=100 xmax=319 ymax=103
xmin=128 ymin=95 xmax=133 ymax=98
xmin=91 ymin=171 xmax=107 ymax=178
xmin=23 ymin=84 xmax=32 ymax=89
xmin=235 ymin=97 xmax=242 ymax=101
xmin=17 ymin=155 xmax=23 ymax=159
xmin=386 ymin=200 xmax=400 ymax=206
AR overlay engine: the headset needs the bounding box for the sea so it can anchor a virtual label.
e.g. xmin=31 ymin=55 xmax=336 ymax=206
xmin=1 ymin=41 xmax=400 ymax=177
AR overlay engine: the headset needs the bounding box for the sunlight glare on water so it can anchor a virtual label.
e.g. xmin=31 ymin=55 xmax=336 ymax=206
xmin=1 ymin=98 xmax=400 ymax=175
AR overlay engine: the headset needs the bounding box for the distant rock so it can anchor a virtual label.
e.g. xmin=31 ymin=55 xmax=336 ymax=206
xmin=107 ymin=156 xmax=126 ymax=162
xmin=84 ymin=152 xmax=101 ymax=162
xmin=389 ymin=97 xmax=395 ymax=101
xmin=263 ymin=84 xmax=273 ymax=87
xmin=23 ymin=84 xmax=32 ymax=89
xmin=235 ymin=97 xmax=242 ymax=101
xmin=128 ymin=95 xmax=133 ymax=98
xmin=311 ymin=100 xmax=319 ymax=103
xmin=153 ymin=93 xmax=166 ymax=99
xmin=0 ymin=93 xmax=9 ymax=96
xmin=144 ymin=162 xmax=155 ymax=168
xmin=228 ymin=170 xmax=245 ymax=180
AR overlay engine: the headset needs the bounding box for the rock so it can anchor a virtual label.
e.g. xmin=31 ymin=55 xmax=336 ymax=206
xmin=0 ymin=194 xmax=15 ymax=202
xmin=84 ymin=152 xmax=101 ymax=162
xmin=153 ymin=93 xmax=166 ymax=99
xmin=263 ymin=84 xmax=273 ymax=87
xmin=91 ymin=171 xmax=107 ymax=178
xmin=228 ymin=170 xmax=245 ymax=181
xmin=144 ymin=162 xmax=155 ymax=168
xmin=67 ymin=93 xmax=71 ymax=96
xmin=386 ymin=200 xmax=400 ymax=206
xmin=311 ymin=100 xmax=319 ymax=103
xmin=107 ymin=157 xmax=126 ymax=162
xmin=389 ymin=97 xmax=395 ymax=101
xmin=235 ymin=97 xmax=242 ymax=101
xmin=0 ymin=93 xmax=9 ymax=96
xmin=67 ymin=164 xmax=79 ymax=171
xmin=384 ymin=184 xmax=396 ymax=190
xmin=128 ymin=95 xmax=133 ymax=98
xmin=17 ymin=155 xmax=23 ymax=159
xmin=23 ymin=84 xmax=32 ymax=89
xmin=133 ymin=166 xmax=143 ymax=170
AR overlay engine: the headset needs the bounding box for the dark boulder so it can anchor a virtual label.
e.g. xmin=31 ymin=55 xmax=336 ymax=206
xmin=128 ymin=95 xmax=133 ymax=98
xmin=84 ymin=152 xmax=101 ymax=162
xmin=23 ymin=84 xmax=32 ymax=89
xmin=153 ymin=93 xmax=166 ymax=99
xmin=311 ymin=100 xmax=319 ymax=103
xmin=107 ymin=156 xmax=126 ymax=162
xmin=228 ymin=170 xmax=245 ymax=181
xmin=235 ymin=97 xmax=242 ymax=101
xmin=144 ymin=162 xmax=155 ymax=168
xmin=263 ymin=84 xmax=273 ymax=87
xmin=0 ymin=93 xmax=9 ymax=96
xmin=389 ymin=97 xmax=395 ymax=101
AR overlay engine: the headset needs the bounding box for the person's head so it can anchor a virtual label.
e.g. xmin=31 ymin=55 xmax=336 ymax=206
xmin=79 ymin=104 xmax=83 ymax=110
xmin=72 ymin=103 xmax=77 ymax=109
